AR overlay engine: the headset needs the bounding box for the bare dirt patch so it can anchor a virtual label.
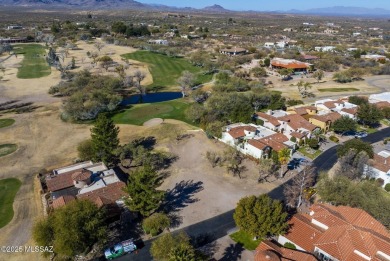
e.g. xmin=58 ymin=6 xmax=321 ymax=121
xmin=143 ymin=118 xmax=163 ymax=127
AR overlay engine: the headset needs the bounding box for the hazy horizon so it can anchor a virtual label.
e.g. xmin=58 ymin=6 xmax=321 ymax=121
xmin=137 ymin=0 xmax=390 ymax=11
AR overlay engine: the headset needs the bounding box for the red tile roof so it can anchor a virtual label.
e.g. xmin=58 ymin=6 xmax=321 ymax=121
xmin=293 ymin=106 xmax=317 ymax=116
xmin=257 ymin=133 xmax=290 ymax=152
xmin=247 ymin=139 xmax=268 ymax=150
xmin=341 ymin=107 xmax=358 ymax=115
xmin=46 ymin=172 xmax=75 ymax=192
xmin=371 ymin=154 xmax=390 ymax=173
xmin=256 ymin=112 xmax=281 ymax=127
xmin=77 ymin=181 xmax=126 ymax=206
xmin=71 ymin=170 xmax=92 ymax=182
xmin=278 ymin=114 xmax=318 ymax=131
xmin=271 ymin=60 xmax=309 ymax=69
xmin=52 ymin=195 xmax=76 ymax=209
xmin=227 ymin=126 xmax=257 ymax=139
xmin=255 ymin=240 xmax=317 ymax=261
xmin=374 ymin=101 xmax=390 ymax=109
xmin=284 ymin=214 xmax=324 ymax=251
xmin=290 ymin=131 xmax=307 ymax=139
xmin=310 ymin=112 xmax=342 ymax=123
xmin=284 ymin=203 xmax=390 ymax=261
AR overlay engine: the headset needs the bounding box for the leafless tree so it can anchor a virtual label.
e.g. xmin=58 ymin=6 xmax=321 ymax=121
xmin=336 ymin=150 xmax=370 ymax=180
xmin=94 ymin=42 xmax=105 ymax=53
xmin=134 ymin=70 xmax=146 ymax=86
xmin=258 ymin=158 xmax=279 ymax=183
xmin=283 ymin=165 xmax=315 ymax=209
xmin=177 ymin=70 xmax=195 ymax=97
xmin=206 ymin=151 xmax=221 ymax=168
xmin=223 ymin=148 xmax=246 ymax=179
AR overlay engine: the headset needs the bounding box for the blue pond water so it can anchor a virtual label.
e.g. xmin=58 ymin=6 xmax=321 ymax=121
xmin=121 ymin=92 xmax=182 ymax=105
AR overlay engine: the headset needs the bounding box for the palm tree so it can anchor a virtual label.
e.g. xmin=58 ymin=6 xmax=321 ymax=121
xmin=278 ymin=148 xmax=291 ymax=178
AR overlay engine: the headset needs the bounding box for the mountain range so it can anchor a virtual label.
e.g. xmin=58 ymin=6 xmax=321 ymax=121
xmin=1 ymin=1 xmax=390 ymax=17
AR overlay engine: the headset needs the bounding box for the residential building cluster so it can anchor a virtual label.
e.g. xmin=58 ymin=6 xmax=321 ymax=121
xmin=255 ymin=203 xmax=390 ymax=261
xmin=44 ymin=161 xmax=126 ymax=214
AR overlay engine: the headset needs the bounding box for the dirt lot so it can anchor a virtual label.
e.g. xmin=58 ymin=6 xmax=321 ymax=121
xmin=158 ymin=131 xmax=288 ymax=230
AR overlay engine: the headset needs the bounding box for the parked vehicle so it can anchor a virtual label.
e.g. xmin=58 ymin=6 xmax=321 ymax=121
xmin=355 ymin=131 xmax=368 ymax=138
xmin=104 ymin=239 xmax=137 ymax=260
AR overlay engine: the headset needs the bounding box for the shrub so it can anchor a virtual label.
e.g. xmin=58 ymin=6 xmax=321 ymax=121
xmin=329 ymin=135 xmax=339 ymax=143
xmin=142 ymin=213 xmax=171 ymax=236
xmin=377 ymin=178 xmax=385 ymax=187
xmin=284 ymin=242 xmax=296 ymax=249
xmin=290 ymin=137 xmax=297 ymax=143
xmin=308 ymin=138 xmax=319 ymax=149
xmin=385 ymin=183 xmax=390 ymax=192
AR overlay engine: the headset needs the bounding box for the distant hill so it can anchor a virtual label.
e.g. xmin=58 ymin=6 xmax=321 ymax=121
xmin=0 ymin=0 xmax=146 ymax=9
xmin=287 ymin=6 xmax=390 ymax=17
xmin=202 ymin=4 xmax=230 ymax=12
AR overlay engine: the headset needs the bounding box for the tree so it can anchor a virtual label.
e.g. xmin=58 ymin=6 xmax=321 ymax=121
xmin=357 ymin=103 xmax=383 ymax=126
xmin=142 ymin=213 xmax=170 ymax=236
xmin=91 ymin=114 xmax=120 ymax=166
xmin=98 ymin=55 xmax=113 ymax=71
xmin=150 ymin=232 xmax=195 ymax=261
xmin=283 ymin=165 xmax=315 ymax=209
xmin=337 ymin=139 xmax=374 ymax=159
xmin=381 ymin=107 xmax=390 ymax=119
xmin=251 ymin=67 xmax=267 ymax=78
xmin=296 ymin=80 xmax=313 ymax=98
xmin=123 ymin=165 xmax=165 ymax=217
xmin=348 ymin=95 xmax=368 ymax=106
xmin=308 ymin=138 xmax=319 ymax=149
xmin=223 ymin=148 xmax=246 ymax=179
xmin=177 ymin=71 xmax=195 ymax=97
xmin=133 ymin=70 xmax=146 ymax=94
xmin=111 ymin=21 xmax=127 ymax=34
xmin=336 ymin=150 xmax=371 ymax=180
xmin=332 ymin=116 xmax=358 ymax=133
xmin=313 ymin=70 xmax=324 ymax=82
xmin=278 ymin=148 xmax=291 ymax=178
xmin=77 ymin=139 xmax=95 ymax=161
xmin=258 ymin=158 xmax=278 ymax=183
xmin=264 ymin=58 xmax=270 ymax=67
xmin=32 ymin=200 xmax=107 ymax=259
xmin=233 ymin=194 xmax=288 ymax=238
xmin=94 ymin=41 xmax=105 ymax=53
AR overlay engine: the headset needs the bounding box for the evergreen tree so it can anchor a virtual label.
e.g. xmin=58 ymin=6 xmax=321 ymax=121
xmin=90 ymin=114 xmax=120 ymax=166
xmin=233 ymin=194 xmax=288 ymax=238
xmin=357 ymin=103 xmax=383 ymax=126
xmin=123 ymin=165 xmax=165 ymax=217
xmin=337 ymin=138 xmax=374 ymax=158
xmin=32 ymin=200 xmax=107 ymax=259
xmin=332 ymin=116 xmax=358 ymax=133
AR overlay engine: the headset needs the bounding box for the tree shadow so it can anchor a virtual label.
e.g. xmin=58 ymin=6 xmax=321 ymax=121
xmin=133 ymin=136 xmax=157 ymax=150
xmin=219 ymin=243 xmax=245 ymax=261
xmin=192 ymin=233 xmax=219 ymax=258
xmin=163 ymin=180 xmax=204 ymax=214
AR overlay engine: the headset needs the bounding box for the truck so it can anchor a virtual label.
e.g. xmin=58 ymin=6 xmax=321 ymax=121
xmin=104 ymin=239 xmax=137 ymax=260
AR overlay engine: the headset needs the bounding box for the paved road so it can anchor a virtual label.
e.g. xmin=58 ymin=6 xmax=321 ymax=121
xmin=117 ymin=127 xmax=390 ymax=261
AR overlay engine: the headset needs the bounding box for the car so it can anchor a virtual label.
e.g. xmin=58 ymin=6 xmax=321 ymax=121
xmin=355 ymin=131 xmax=368 ymax=138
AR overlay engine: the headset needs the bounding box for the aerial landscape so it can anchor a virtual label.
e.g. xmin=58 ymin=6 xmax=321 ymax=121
xmin=2 ymin=0 xmax=390 ymax=260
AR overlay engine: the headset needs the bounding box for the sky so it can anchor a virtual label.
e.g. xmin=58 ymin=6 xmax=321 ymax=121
xmin=137 ymin=0 xmax=390 ymax=11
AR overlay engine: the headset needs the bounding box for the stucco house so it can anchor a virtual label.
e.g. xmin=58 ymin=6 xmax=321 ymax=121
xmin=309 ymin=112 xmax=342 ymax=132
xmin=277 ymin=203 xmax=390 ymax=261
xmin=365 ymin=150 xmax=390 ymax=187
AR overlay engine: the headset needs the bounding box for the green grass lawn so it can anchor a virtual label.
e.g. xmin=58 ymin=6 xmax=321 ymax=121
xmin=0 ymin=144 xmax=18 ymax=157
xmin=0 ymin=178 xmax=22 ymax=229
xmin=13 ymin=44 xmax=51 ymax=79
xmin=121 ymin=51 xmax=212 ymax=89
xmin=230 ymin=230 xmax=261 ymax=251
xmin=0 ymin=119 xmax=15 ymax=128
xmin=298 ymin=147 xmax=322 ymax=160
xmin=112 ymin=99 xmax=192 ymax=126
xmin=318 ymin=87 xmax=359 ymax=92
xmin=357 ymin=125 xmax=377 ymax=134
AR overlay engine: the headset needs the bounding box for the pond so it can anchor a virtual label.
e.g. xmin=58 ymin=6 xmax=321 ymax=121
xmin=121 ymin=92 xmax=182 ymax=105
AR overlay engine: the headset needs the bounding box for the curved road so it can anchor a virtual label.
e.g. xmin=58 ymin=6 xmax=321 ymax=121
xmin=122 ymin=127 xmax=390 ymax=261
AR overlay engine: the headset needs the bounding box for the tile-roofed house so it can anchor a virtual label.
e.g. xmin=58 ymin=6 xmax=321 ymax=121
xmin=245 ymin=139 xmax=271 ymax=159
xmin=255 ymin=112 xmax=281 ymax=131
xmin=277 ymin=203 xmax=390 ymax=261
xmin=257 ymin=134 xmax=290 ymax=153
xmin=255 ymin=240 xmax=317 ymax=261
xmin=288 ymin=106 xmax=318 ymax=116
xmin=52 ymin=195 xmax=76 ymax=209
xmin=365 ymin=152 xmax=390 ymax=187
xmin=340 ymin=107 xmax=358 ymax=119
xmin=309 ymin=112 xmax=342 ymax=131
xmin=374 ymin=101 xmax=390 ymax=109
xmin=221 ymin=124 xmax=258 ymax=146
xmin=277 ymin=114 xmax=318 ymax=139
xmin=77 ymin=181 xmax=126 ymax=206
xmin=46 ymin=171 xmax=76 ymax=192
xmin=271 ymin=58 xmax=312 ymax=72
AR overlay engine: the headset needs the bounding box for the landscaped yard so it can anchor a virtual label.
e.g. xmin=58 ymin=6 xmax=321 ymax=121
xmin=13 ymin=44 xmax=51 ymax=79
xmin=357 ymin=126 xmax=377 ymax=134
xmin=0 ymin=144 xmax=18 ymax=157
xmin=318 ymin=87 xmax=359 ymax=92
xmin=0 ymin=178 xmax=22 ymax=228
xmin=121 ymin=51 xmax=212 ymax=89
xmin=0 ymin=119 xmax=15 ymax=128
xmin=298 ymin=147 xmax=322 ymax=159
xmin=112 ymin=99 xmax=192 ymax=126
xmin=230 ymin=230 xmax=261 ymax=251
